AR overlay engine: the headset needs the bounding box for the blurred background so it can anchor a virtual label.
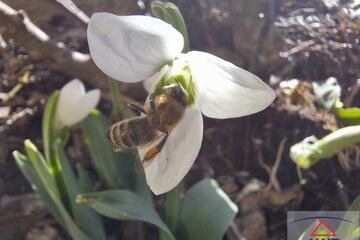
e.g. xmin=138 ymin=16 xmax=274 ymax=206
xmin=0 ymin=0 xmax=359 ymax=239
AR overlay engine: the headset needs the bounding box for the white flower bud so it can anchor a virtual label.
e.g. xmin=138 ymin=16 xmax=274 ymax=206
xmin=56 ymin=79 xmax=100 ymax=127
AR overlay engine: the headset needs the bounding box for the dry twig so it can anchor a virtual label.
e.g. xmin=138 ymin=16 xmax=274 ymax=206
xmin=0 ymin=1 xmax=107 ymax=89
xmin=258 ymin=138 xmax=288 ymax=192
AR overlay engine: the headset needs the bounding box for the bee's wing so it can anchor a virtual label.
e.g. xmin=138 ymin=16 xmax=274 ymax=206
xmin=108 ymin=117 xmax=166 ymax=153
xmin=127 ymin=101 xmax=148 ymax=116
xmin=135 ymin=156 xmax=156 ymax=172
xmin=107 ymin=119 xmax=128 ymax=147
xmin=136 ymin=130 xmax=173 ymax=172
xmin=115 ymin=131 xmax=165 ymax=153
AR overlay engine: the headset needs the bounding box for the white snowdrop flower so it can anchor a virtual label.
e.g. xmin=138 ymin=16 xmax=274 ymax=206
xmin=279 ymin=79 xmax=300 ymax=95
xmin=87 ymin=13 xmax=276 ymax=194
xmin=56 ymin=79 xmax=100 ymax=127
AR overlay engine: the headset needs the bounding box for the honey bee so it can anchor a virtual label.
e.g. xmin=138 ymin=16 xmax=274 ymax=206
xmin=107 ymin=84 xmax=188 ymax=170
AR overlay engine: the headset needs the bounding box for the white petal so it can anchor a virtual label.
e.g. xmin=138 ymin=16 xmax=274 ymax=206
xmin=186 ymin=51 xmax=276 ymax=119
xmin=88 ymin=13 xmax=183 ymax=83
xmin=57 ymin=79 xmax=85 ymax=126
xmin=67 ymin=89 xmax=100 ymax=126
xmin=143 ymin=64 xmax=170 ymax=92
xmin=138 ymin=107 xmax=203 ymax=195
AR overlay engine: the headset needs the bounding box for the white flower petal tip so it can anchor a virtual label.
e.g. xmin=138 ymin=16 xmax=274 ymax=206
xmin=138 ymin=107 xmax=203 ymax=195
xmin=57 ymin=79 xmax=100 ymax=127
xmin=143 ymin=65 xmax=170 ymax=93
xmin=87 ymin=13 xmax=184 ymax=83
xmin=186 ymin=51 xmax=276 ymax=119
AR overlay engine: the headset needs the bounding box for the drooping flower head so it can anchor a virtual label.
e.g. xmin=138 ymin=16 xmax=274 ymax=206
xmin=87 ymin=13 xmax=275 ymax=194
xmin=56 ymin=79 xmax=100 ymax=128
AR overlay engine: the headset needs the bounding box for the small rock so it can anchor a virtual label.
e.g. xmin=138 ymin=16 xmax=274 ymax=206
xmin=0 ymin=106 xmax=11 ymax=118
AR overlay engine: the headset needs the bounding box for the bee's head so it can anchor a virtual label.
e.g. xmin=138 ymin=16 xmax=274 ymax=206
xmin=164 ymin=84 xmax=188 ymax=106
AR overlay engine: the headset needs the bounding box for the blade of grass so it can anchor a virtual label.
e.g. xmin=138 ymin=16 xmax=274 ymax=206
xmin=42 ymin=91 xmax=60 ymax=164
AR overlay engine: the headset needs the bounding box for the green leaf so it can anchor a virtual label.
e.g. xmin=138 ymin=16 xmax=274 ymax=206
xmin=13 ymin=149 xmax=91 ymax=240
xmin=24 ymin=140 xmax=59 ymax=199
xmin=13 ymin=151 xmax=65 ymax=228
xmin=42 ymin=91 xmax=60 ymax=163
xmin=77 ymin=164 xmax=92 ymax=193
xmin=76 ymin=190 xmax=175 ymax=240
xmin=41 ymin=91 xmax=70 ymax=208
xmin=335 ymin=107 xmax=360 ymax=126
xmin=164 ymin=186 xmax=180 ymax=236
xmin=336 ymin=195 xmax=360 ymax=239
xmin=135 ymin=169 xmax=153 ymax=203
xmin=54 ymin=141 xmax=106 ymax=240
xmin=313 ymin=77 xmax=341 ymax=111
xmin=179 ymin=179 xmax=238 ymax=240
xmin=81 ymin=110 xmax=136 ymax=189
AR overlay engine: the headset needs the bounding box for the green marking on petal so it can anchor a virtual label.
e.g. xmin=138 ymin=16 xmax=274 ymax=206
xmin=154 ymin=58 xmax=196 ymax=105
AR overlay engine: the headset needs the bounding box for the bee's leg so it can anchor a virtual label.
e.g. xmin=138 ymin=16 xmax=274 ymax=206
xmin=136 ymin=134 xmax=169 ymax=172
xmin=113 ymin=145 xmax=126 ymax=152
xmin=149 ymin=93 xmax=156 ymax=112
xmin=127 ymin=102 xmax=148 ymax=116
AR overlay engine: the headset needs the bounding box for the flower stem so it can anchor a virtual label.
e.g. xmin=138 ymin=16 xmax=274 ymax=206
xmin=290 ymin=125 xmax=360 ymax=168
xmin=163 ymin=185 xmax=180 ymax=239
xmin=108 ymin=78 xmax=123 ymax=121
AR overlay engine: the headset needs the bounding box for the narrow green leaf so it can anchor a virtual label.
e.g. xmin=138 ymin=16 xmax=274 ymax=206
xmin=81 ymin=110 xmax=137 ymax=189
xmin=336 ymin=195 xmax=360 ymax=238
xmin=54 ymin=141 xmax=106 ymax=240
xmin=24 ymin=140 xmax=59 ymax=199
xmin=77 ymin=190 xmax=175 ymax=240
xmin=165 ymin=186 xmax=180 ymax=234
xmin=13 ymin=150 xmax=90 ymax=240
xmin=160 ymin=186 xmax=180 ymax=240
xmin=179 ymin=179 xmax=238 ymax=240
xmin=13 ymin=151 xmax=65 ymax=228
xmin=335 ymin=107 xmax=360 ymax=126
xmin=54 ymin=201 xmax=91 ymax=240
xmin=41 ymin=91 xmax=71 ymax=210
xmin=77 ymin=164 xmax=93 ymax=193
xmin=42 ymin=91 xmax=60 ymax=163
xmin=135 ymin=169 xmax=153 ymax=203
